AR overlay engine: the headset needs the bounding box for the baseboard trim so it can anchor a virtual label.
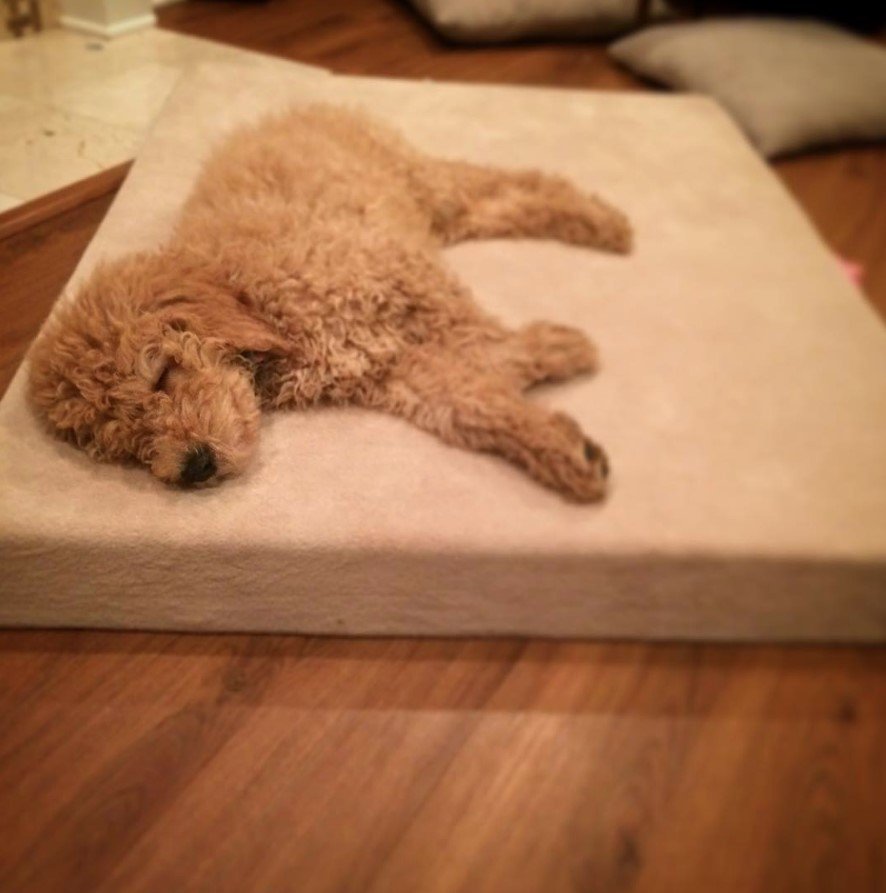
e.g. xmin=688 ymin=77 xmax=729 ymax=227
xmin=59 ymin=12 xmax=157 ymax=39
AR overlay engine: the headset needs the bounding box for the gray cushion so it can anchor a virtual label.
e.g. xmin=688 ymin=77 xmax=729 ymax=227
xmin=610 ymin=17 xmax=886 ymax=157
xmin=408 ymin=0 xmax=671 ymax=43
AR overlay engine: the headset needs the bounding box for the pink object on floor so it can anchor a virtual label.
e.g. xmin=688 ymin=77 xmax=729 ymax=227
xmin=837 ymin=256 xmax=864 ymax=285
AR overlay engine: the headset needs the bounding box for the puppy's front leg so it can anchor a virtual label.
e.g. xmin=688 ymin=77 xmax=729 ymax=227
xmin=379 ymin=354 xmax=609 ymax=502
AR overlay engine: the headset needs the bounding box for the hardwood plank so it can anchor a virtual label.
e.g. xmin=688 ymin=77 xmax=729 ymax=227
xmin=777 ymin=145 xmax=886 ymax=318
xmin=0 ymin=635 xmax=883 ymax=893
xmin=0 ymin=190 xmax=117 ymax=397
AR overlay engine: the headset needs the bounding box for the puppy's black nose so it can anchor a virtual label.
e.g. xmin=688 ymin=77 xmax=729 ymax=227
xmin=180 ymin=443 xmax=217 ymax=485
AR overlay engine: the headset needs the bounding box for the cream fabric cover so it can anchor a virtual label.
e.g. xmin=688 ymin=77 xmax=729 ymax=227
xmin=610 ymin=18 xmax=886 ymax=158
xmin=1 ymin=63 xmax=885 ymax=640
xmin=408 ymin=0 xmax=670 ymax=42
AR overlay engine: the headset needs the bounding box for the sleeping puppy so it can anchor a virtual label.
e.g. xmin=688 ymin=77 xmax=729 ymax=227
xmin=28 ymin=105 xmax=631 ymax=500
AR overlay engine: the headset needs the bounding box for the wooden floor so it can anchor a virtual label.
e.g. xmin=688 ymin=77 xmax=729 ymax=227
xmin=1 ymin=2 xmax=885 ymax=890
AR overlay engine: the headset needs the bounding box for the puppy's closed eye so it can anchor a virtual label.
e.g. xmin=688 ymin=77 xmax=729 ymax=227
xmin=153 ymin=361 xmax=176 ymax=392
xmin=137 ymin=347 xmax=175 ymax=392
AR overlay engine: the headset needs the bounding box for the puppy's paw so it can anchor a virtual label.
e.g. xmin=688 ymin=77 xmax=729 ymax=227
xmin=534 ymin=435 xmax=610 ymax=503
xmin=521 ymin=322 xmax=599 ymax=382
xmin=583 ymin=438 xmax=610 ymax=481
xmin=563 ymin=437 xmax=609 ymax=502
xmin=569 ymin=196 xmax=633 ymax=254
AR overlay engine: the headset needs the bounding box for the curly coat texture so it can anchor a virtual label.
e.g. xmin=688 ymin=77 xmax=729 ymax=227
xmin=28 ymin=105 xmax=632 ymax=500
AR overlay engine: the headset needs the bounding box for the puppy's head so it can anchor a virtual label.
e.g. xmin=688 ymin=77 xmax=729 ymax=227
xmin=28 ymin=252 xmax=288 ymax=487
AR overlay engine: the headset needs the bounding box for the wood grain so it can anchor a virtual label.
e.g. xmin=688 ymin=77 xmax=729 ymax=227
xmin=777 ymin=145 xmax=886 ymax=318
xmin=0 ymin=1 xmax=884 ymax=889
xmin=0 ymin=635 xmax=883 ymax=893
xmin=0 ymin=190 xmax=116 ymax=394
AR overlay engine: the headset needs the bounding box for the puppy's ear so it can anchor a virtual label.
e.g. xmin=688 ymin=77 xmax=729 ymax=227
xmin=28 ymin=355 xmax=132 ymax=461
xmin=34 ymin=379 xmax=100 ymax=444
xmin=157 ymin=288 xmax=288 ymax=356
xmin=29 ymin=328 xmax=101 ymax=445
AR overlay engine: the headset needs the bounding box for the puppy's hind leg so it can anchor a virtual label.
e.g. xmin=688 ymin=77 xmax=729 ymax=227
xmin=426 ymin=159 xmax=632 ymax=254
xmin=377 ymin=351 xmax=609 ymax=502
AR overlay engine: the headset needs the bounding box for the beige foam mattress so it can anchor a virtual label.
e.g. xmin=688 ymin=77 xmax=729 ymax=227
xmin=1 ymin=62 xmax=885 ymax=640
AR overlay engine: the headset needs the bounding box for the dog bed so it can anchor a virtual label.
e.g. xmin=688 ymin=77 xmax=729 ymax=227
xmin=1 ymin=62 xmax=885 ymax=640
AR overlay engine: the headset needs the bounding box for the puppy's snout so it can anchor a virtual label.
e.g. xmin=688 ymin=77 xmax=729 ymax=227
xmin=180 ymin=443 xmax=217 ymax=485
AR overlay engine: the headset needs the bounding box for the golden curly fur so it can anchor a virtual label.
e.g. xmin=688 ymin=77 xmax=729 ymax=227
xmin=28 ymin=105 xmax=631 ymax=500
